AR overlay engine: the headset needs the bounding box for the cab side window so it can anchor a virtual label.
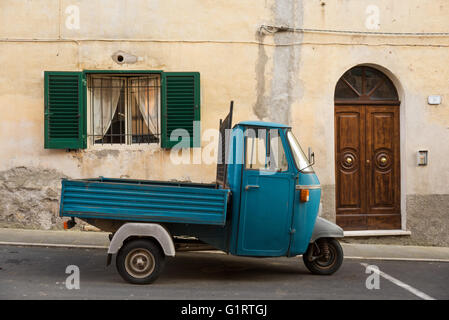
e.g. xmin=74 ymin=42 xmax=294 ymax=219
xmin=245 ymin=128 xmax=267 ymax=170
xmin=269 ymin=131 xmax=288 ymax=172
xmin=245 ymin=128 xmax=288 ymax=172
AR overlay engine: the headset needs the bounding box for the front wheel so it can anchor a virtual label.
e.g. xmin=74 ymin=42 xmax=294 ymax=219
xmin=116 ymin=239 xmax=165 ymax=284
xmin=303 ymin=238 xmax=343 ymax=275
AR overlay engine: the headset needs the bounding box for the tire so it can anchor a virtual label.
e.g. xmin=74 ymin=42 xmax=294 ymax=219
xmin=303 ymin=238 xmax=343 ymax=275
xmin=116 ymin=239 xmax=165 ymax=284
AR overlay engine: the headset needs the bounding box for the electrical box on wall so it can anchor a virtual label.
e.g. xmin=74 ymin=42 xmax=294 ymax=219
xmin=428 ymin=95 xmax=441 ymax=105
xmin=417 ymin=150 xmax=428 ymax=166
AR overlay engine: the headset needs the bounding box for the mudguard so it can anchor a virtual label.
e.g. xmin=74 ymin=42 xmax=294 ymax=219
xmin=309 ymin=217 xmax=344 ymax=243
xmin=108 ymin=223 xmax=176 ymax=258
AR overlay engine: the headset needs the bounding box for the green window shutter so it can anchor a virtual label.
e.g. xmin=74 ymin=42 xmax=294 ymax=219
xmin=44 ymin=71 xmax=86 ymax=149
xmin=161 ymin=72 xmax=200 ymax=148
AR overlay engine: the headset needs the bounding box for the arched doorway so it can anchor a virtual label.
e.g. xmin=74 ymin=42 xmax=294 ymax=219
xmin=334 ymin=66 xmax=401 ymax=230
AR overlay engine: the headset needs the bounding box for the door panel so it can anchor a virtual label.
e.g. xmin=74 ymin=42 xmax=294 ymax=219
xmin=335 ymin=106 xmax=366 ymax=228
xmin=335 ymin=105 xmax=400 ymax=230
xmin=365 ymin=106 xmax=401 ymax=228
xmin=236 ymin=128 xmax=294 ymax=256
xmin=238 ymin=174 xmax=293 ymax=255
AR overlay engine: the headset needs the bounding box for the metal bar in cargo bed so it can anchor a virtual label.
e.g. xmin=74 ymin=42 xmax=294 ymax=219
xmin=60 ymin=179 xmax=230 ymax=226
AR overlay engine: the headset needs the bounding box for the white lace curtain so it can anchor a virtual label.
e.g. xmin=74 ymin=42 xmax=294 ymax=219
xmin=92 ymin=78 xmax=123 ymax=138
xmin=130 ymin=77 xmax=159 ymax=135
xmin=91 ymin=76 xmax=159 ymax=140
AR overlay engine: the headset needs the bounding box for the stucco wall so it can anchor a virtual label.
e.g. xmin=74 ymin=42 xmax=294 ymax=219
xmin=0 ymin=0 xmax=276 ymax=229
xmin=0 ymin=0 xmax=448 ymax=244
xmin=0 ymin=0 xmax=276 ymax=179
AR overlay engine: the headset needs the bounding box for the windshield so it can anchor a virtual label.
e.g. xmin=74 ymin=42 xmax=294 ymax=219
xmin=287 ymin=130 xmax=314 ymax=173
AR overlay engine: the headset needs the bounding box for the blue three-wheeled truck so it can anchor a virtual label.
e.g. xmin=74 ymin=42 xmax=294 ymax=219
xmin=60 ymin=103 xmax=344 ymax=284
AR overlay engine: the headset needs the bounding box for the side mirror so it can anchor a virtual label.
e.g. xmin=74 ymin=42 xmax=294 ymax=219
xmin=308 ymin=147 xmax=315 ymax=166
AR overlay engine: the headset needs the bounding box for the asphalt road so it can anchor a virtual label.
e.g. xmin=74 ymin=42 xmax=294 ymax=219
xmin=0 ymin=245 xmax=448 ymax=300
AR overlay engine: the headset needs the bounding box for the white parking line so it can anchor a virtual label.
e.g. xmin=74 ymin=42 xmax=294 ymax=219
xmin=361 ymin=263 xmax=436 ymax=300
xmin=348 ymin=256 xmax=449 ymax=263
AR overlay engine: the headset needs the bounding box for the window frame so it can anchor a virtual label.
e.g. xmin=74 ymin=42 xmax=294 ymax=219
xmin=244 ymin=127 xmax=289 ymax=173
xmin=84 ymin=70 xmax=163 ymax=149
xmin=85 ymin=72 xmax=162 ymax=147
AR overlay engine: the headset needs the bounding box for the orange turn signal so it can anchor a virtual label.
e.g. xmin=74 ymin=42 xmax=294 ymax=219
xmin=300 ymin=189 xmax=310 ymax=202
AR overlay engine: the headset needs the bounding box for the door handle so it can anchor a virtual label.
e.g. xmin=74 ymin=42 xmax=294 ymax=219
xmin=245 ymin=185 xmax=260 ymax=191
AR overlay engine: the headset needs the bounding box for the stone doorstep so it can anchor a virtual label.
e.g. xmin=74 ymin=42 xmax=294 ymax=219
xmin=344 ymin=230 xmax=412 ymax=237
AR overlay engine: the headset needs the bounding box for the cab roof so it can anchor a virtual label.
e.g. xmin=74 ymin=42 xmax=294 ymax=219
xmin=236 ymin=121 xmax=290 ymax=128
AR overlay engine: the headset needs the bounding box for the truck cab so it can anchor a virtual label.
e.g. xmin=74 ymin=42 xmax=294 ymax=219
xmin=225 ymin=121 xmax=322 ymax=257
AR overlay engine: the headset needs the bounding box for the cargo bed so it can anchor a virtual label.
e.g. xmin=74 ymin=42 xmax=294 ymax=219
xmin=59 ymin=177 xmax=231 ymax=226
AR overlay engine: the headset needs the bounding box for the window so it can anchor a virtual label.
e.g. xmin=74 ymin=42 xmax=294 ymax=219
xmin=43 ymin=71 xmax=200 ymax=149
xmin=88 ymin=75 xmax=161 ymax=145
xmin=246 ymin=129 xmax=267 ymax=170
xmin=245 ymin=128 xmax=288 ymax=172
xmin=270 ymin=132 xmax=288 ymax=171
xmin=334 ymin=66 xmax=399 ymax=103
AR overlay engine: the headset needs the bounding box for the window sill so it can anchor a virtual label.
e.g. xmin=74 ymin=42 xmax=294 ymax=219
xmin=344 ymin=230 xmax=411 ymax=237
xmin=87 ymin=143 xmax=161 ymax=151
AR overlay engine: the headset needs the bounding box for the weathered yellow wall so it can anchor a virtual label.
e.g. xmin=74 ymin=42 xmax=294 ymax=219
xmin=0 ymin=0 xmax=275 ymax=184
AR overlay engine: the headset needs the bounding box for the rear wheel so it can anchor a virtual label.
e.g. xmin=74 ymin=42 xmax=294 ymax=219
xmin=303 ymin=238 xmax=343 ymax=275
xmin=116 ymin=239 xmax=165 ymax=284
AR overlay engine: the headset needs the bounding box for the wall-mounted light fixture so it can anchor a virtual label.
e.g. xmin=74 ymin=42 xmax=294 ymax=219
xmin=417 ymin=150 xmax=428 ymax=166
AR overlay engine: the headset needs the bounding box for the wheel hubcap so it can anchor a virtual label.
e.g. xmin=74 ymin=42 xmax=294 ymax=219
xmin=125 ymin=248 xmax=155 ymax=279
xmin=315 ymin=244 xmax=337 ymax=269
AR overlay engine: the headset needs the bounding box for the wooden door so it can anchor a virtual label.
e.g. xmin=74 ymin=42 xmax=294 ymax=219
xmin=365 ymin=106 xmax=401 ymax=228
xmin=335 ymin=105 xmax=400 ymax=230
xmin=335 ymin=106 xmax=366 ymax=228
